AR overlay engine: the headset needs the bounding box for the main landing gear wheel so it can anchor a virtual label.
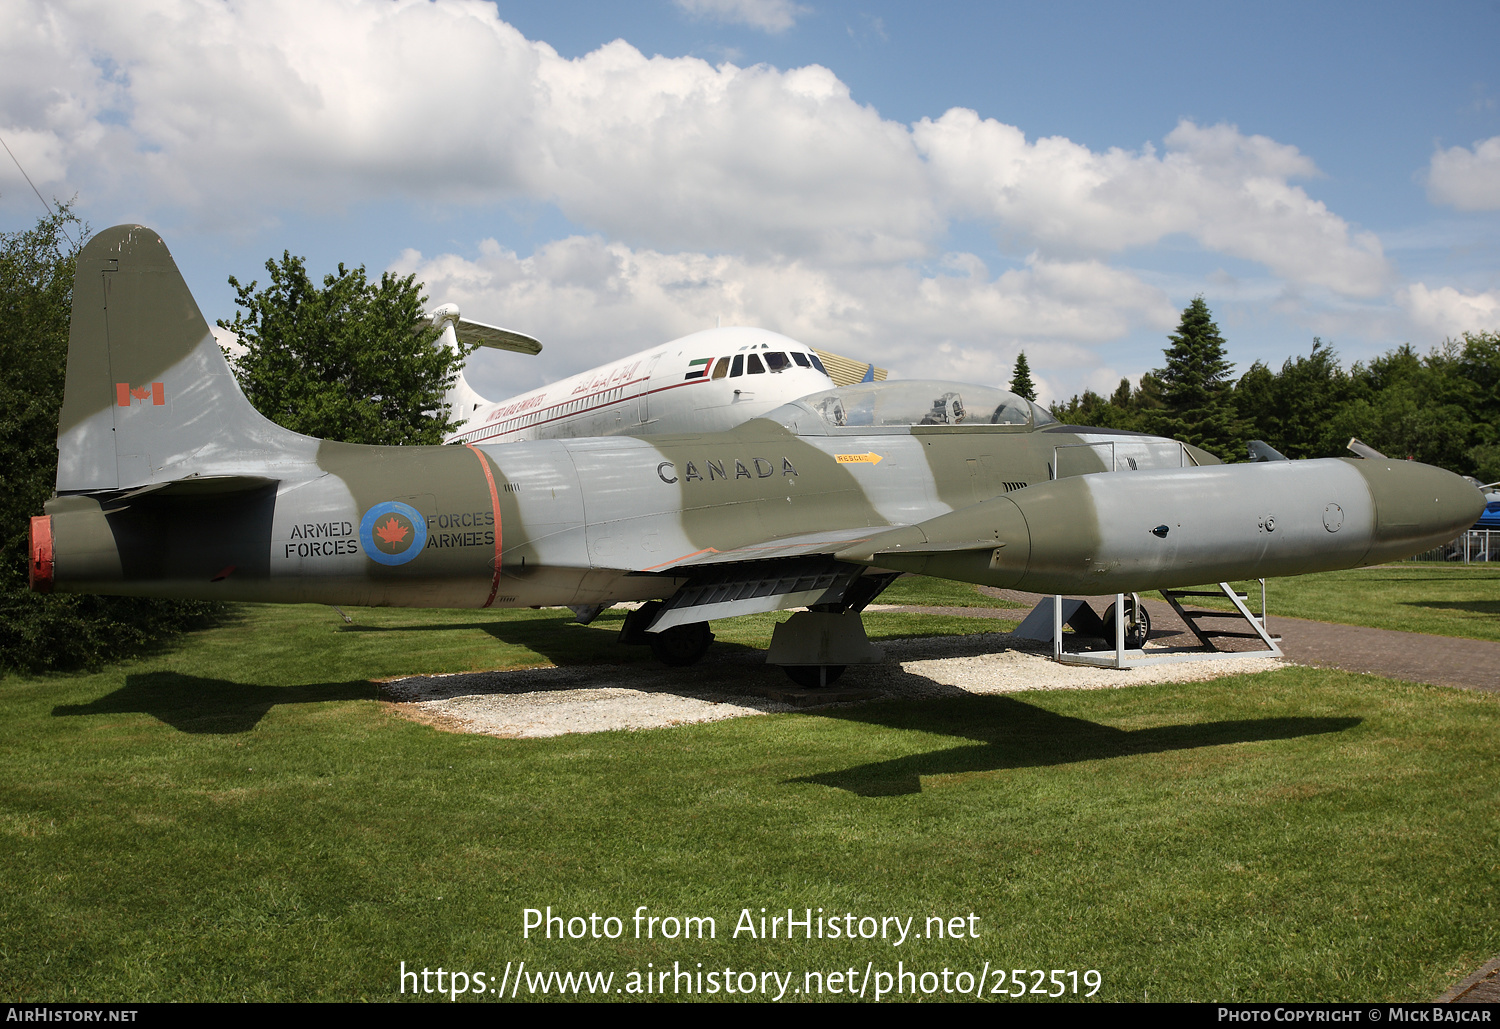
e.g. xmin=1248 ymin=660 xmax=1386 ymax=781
xmin=783 ymin=665 xmax=846 ymax=689
xmin=648 ymin=621 xmax=714 ymax=667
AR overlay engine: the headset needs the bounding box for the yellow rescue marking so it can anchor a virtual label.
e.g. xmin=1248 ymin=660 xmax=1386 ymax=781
xmin=836 ymin=452 xmax=884 ymax=465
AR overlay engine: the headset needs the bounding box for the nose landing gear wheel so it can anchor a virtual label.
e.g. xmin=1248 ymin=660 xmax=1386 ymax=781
xmin=1102 ymin=595 xmax=1151 ymax=649
xmin=783 ymin=665 xmax=846 ymax=688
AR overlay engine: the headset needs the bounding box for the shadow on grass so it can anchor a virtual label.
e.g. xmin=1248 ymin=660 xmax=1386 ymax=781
xmin=795 ymin=695 xmax=1361 ymax=796
xmin=337 ymin=612 xmax=772 ymax=668
xmin=1401 ymin=600 xmax=1500 ymax=616
xmin=1368 ymin=572 xmax=1500 ymax=582
xmin=52 ymin=672 xmax=376 ymax=734
xmin=335 ymin=613 xmax=638 ymax=665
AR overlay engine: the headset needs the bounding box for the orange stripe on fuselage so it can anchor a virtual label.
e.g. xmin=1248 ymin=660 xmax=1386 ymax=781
xmin=463 ymin=443 xmax=504 ymax=608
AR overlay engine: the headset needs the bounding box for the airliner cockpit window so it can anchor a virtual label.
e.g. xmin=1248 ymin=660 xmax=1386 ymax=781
xmin=791 ymin=352 xmax=811 ymax=367
xmin=765 ymin=352 xmax=789 ymax=371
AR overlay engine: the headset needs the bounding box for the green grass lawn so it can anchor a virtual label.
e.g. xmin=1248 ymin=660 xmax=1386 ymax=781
xmin=875 ymin=576 xmax=1030 ymax=610
xmin=2 ymin=602 xmax=1498 ymax=1002
xmin=95 ymin=599 xmax=1016 ymax=692
xmin=1168 ymin=565 xmax=1500 ymax=642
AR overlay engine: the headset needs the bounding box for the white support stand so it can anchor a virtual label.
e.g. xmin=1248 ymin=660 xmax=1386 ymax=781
xmin=1042 ymin=583 xmax=1282 ymax=670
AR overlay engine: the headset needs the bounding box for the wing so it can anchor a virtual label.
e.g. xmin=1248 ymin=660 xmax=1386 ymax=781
xmin=637 ymin=500 xmax=1023 ymax=632
xmin=637 ymin=527 xmax=887 ymax=630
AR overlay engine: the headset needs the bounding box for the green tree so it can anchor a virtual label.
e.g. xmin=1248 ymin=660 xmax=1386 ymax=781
xmin=220 ymin=255 xmax=470 ymax=445
xmin=1009 ymin=351 xmax=1037 ymax=401
xmin=1151 ymin=297 xmax=1247 ymax=460
xmin=0 ymin=206 xmax=217 ymax=673
xmin=1050 ymin=373 xmax=1164 ymax=431
xmin=1233 ymin=339 xmax=1361 ymax=459
xmin=1319 ymin=341 xmax=1478 ymax=470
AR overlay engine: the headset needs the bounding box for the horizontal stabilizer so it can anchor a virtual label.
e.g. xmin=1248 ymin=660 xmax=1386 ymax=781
xmin=109 ymin=474 xmax=279 ymax=503
xmin=457 ymin=318 xmax=542 ymax=355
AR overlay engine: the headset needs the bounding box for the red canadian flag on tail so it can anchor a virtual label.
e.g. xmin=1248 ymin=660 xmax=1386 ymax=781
xmin=116 ymin=382 xmax=165 ymax=406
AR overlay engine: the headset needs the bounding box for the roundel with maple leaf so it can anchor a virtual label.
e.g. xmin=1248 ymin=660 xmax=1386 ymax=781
xmin=359 ymin=501 xmax=428 ymax=566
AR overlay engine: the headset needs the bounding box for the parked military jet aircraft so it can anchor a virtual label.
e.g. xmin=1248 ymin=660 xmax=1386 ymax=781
xmin=429 ymin=304 xmax=836 ymax=445
xmin=30 ymin=227 xmax=1485 ymax=684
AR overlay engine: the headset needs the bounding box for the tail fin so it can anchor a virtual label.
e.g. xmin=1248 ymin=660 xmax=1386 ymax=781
xmin=430 ymin=303 xmax=492 ymax=439
xmin=429 ymin=304 xmax=544 ymax=442
xmin=57 ymin=225 xmax=312 ymax=493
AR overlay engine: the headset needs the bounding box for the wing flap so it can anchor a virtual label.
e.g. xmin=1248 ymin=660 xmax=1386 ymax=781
xmin=649 ymin=558 xmax=867 ymax=631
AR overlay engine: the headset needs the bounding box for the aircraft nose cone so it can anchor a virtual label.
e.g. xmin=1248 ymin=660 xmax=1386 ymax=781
xmin=1351 ymin=458 xmax=1487 ymax=562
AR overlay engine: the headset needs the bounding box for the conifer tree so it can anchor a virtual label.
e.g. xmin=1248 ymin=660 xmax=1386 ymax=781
xmin=1151 ymin=297 xmax=1247 ymax=460
xmin=1009 ymin=350 xmax=1037 ymax=401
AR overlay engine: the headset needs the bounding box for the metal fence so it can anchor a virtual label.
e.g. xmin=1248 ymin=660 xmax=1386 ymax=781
xmin=1406 ymin=529 xmax=1497 ymax=563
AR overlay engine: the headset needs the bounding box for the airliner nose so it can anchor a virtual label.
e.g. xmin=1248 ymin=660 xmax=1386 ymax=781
xmin=1351 ymin=459 xmax=1487 ymax=563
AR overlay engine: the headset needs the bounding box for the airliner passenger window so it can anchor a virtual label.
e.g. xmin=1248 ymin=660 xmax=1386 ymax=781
xmin=747 ymin=354 xmax=766 ymax=374
xmin=712 ymin=357 xmax=731 ymax=379
xmin=730 ymin=355 xmax=744 ymax=377
xmin=765 ymin=352 xmax=789 ymax=371
xmin=791 ymin=352 xmax=810 ymax=367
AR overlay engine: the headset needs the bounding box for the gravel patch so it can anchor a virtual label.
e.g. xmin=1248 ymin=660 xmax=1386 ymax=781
xmin=383 ymin=630 xmax=1284 ymax=739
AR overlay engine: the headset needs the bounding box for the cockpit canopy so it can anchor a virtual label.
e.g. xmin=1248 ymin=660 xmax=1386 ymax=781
xmin=770 ymin=380 xmax=1057 ymax=434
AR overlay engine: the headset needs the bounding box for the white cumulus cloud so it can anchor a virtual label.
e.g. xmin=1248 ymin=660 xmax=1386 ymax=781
xmin=4 ymin=0 xmax=1454 ymax=397
xmin=2 ymin=0 xmax=1396 ymax=287
xmin=915 ymin=112 xmax=1389 ymax=297
xmin=392 ymin=237 xmax=1176 ymax=399
xmin=1397 ymin=283 xmax=1500 ymax=339
xmin=1425 ymin=136 xmax=1500 ymax=211
xmin=1 ymin=0 xmax=932 ymax=259
xmin=526 ymin=43 xmax=936 ymax=262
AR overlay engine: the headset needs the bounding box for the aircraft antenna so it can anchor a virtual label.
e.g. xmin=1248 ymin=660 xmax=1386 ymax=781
xmin=0 ymin=131 xmax=75 ymax=246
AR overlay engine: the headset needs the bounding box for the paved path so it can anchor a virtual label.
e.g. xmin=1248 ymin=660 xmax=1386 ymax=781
xmin=1260 ymin=613 xmax=1500 ymax=693
xmin=879 ymin=590 xmax=1500 ymax=694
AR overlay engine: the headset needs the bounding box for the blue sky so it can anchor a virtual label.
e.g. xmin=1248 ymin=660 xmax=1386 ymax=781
xmin=3 ymin=0 xmax=1498 ymax=404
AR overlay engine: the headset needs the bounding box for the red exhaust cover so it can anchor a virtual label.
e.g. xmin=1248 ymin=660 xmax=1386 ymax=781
xmin=29 ymin=515 xmax=53 ymax=593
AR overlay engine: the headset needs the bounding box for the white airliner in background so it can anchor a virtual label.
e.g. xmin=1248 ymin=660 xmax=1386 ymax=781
xmin=431 ymin=304 xmax=838 ymax=445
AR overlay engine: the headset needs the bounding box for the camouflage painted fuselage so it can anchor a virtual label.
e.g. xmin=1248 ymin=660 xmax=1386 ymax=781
xmin=32 ymin=226 xmax=1486 ymax=613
